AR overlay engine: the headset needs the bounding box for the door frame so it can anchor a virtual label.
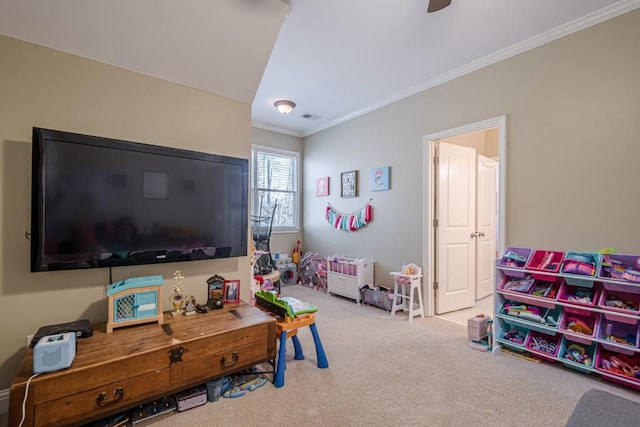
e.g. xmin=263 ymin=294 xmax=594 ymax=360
xmin=422 ymin=115 xmax=507 ymax=317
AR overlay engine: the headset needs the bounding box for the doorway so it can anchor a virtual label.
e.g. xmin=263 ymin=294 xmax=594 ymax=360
xmin=422 ymin=116 xmax=506 ymax=318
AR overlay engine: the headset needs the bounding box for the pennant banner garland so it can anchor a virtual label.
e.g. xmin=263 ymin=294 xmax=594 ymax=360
xmin=325 ymin=200 xmax=373 ymax=232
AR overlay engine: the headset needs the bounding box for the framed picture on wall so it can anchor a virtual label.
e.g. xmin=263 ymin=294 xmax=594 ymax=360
xmin=370 ymin=166 xmax=390 ymax=191
xmin=316 ymin=176 xmax=329 ymax=196
xmin=223 ymin=280 xmax=240 ymax=304
xmin=340 ymin=170 xmax=358 ymax=198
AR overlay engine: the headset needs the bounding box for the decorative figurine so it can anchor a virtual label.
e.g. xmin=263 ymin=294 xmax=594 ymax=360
xmin=169 ymin=270 xmax=185 ymax=317
xmin=184 ymin=295 xmax=197 ymax=316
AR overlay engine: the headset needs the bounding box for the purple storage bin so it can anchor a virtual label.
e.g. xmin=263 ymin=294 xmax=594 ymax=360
xmin=526 ymin=250 xmax=565 ymax=282
xmin=598 ymin=283 xmax=640 ymax=324
xmin=558 ymin=306 xmax=598 ymax=345
xmin=498 ymin=247 xmax=533 ymax=277
xmin=598 ymin=253 xmax=640 ymax=285
xmin=596 ymin=315 xmax=640 ymax=351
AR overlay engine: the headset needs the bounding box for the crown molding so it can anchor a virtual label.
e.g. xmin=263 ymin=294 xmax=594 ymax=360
xmin=302 ymin=0 xmax=640 ymax=137
xmin=252 ymin=121 xmax=304 ymax=138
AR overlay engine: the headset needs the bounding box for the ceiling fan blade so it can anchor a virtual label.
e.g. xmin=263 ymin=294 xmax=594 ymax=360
xmin=427 ymin=0 xmax=452 ymax=13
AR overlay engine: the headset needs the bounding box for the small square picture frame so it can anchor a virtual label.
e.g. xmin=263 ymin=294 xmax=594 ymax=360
xmin=223 ymin=280 xmax=240 ymax=304
xmin=370 ymin=166 xmax=390 ymax=191
xmin=316 ymin=176 xmax=329 ymax=197
xmin=340 ymin=170 xmax=358 ymax=198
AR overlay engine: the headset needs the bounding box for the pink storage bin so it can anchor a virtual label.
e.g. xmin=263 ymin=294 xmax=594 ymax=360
xmin=525 ymin=330 xmax=561 ymax=361
xmin=558 ymin=306 xmax=598 ymax=345
xmin=597 ymin=282 xmax=640 ymax=324
xmin=595 ymin=347 xmax=640 ymax=389
xmin=498 ymin=247 xmax=533 ymax=277
xmin=557 ymin=281 xmax=600 ymax=308
xmin=526 ymin=250 xmax=565 ymax=282
xmin=598 ymin=253 xmax=640 ymax=285
xmin=498 ymin=276 xmax=557 ymax=309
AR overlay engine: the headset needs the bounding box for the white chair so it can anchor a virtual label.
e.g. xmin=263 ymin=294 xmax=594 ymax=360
xmin=390 ymin=263 xmax=424 ymax=321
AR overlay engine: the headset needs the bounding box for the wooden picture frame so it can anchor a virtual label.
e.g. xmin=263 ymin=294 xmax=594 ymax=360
xmin=340 ymin=170 xmax=358 ymax=198
xmin=224 ymin=280 xmax=240 ymax=304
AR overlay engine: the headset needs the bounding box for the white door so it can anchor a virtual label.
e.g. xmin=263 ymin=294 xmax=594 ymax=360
xmin=435 ymin=142 xmax=476 ymax=314
xmin=476 ymin=155 xmax=497 ymax=300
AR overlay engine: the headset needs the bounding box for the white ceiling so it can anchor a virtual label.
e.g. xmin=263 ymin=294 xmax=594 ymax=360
xmin=1 ymin=0 xmax=638 ymax=137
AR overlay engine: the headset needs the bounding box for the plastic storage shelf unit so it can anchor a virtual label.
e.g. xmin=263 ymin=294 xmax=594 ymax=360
xmin=496 ymin=248 xmax=640 ymax=392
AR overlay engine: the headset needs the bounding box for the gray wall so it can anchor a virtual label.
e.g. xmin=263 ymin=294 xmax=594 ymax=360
xmin=302 ymin=9 xmax=640 ymax=288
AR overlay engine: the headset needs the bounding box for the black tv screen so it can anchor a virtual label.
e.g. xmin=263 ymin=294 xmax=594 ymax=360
xmin=31 ymin=127 xmax=248 ymax=272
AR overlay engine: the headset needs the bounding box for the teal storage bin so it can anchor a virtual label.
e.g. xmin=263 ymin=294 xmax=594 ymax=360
xmin=560 ymin=251 xmax=600 ymax=287
xmin=558 ymin=337 xmax=597 ymax=374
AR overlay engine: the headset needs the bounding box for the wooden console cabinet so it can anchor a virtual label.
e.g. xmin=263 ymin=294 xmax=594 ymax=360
xmin=9 ymin=303 xmax=276 ymax=427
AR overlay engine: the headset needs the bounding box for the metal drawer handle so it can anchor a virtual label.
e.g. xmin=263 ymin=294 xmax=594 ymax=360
xmin=96 ymin=387 xmax=124 ymax=407
xmin=221 ymin=352 xmax=239 ymax=367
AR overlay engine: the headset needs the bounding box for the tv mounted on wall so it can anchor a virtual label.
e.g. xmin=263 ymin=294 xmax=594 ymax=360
xmin=31 ymin=127 xmax=248 ymax=272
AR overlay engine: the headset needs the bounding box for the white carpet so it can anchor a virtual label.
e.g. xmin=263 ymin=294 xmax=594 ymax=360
xmin=148 ymin=285 xmax=640 ymax=427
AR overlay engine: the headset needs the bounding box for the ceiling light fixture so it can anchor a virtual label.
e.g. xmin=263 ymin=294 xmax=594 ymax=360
xmin=274 ymin=100 xmax=296 ymax=114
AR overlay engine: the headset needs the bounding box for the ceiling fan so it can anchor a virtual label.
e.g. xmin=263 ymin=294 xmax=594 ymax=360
xmin=427 ymin=0 xmax=451 ymax=13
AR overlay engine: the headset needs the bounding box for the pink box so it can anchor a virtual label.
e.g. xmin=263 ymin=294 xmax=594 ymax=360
xmin=497 ymin=276 xmax=557 ymax=309
xmin=525 ymin=330 xmax=560 ymax=361
xmin=526 ymin=250 xmax=565 ymax=282
xmin=558 ymin=306 xmax=598 ymax=345
xmin=557 ymin=281 xmax=600 ymax=308
xmin=595 ymin=347 xmax=640 ymax=389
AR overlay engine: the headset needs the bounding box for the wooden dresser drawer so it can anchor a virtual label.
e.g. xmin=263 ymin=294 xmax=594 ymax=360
xmin=32 ymin=351 xmax=169 ymax=404
xmin=34 ymin=368 xmax=170 ymax=427
xmin=179 ymin=340 xmax=269 ymax=385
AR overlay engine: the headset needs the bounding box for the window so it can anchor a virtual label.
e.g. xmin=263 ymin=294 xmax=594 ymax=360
xmin=251 ymin=145 xmax=299 ymax=231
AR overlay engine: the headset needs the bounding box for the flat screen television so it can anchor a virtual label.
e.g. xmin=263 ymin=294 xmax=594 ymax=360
xmin=31 ymin=127 xmax=248 ymax=272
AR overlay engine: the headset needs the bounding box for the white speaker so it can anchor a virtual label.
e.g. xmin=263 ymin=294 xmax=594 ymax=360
xmin=33 ymin=332 xmax=76 ymax=373
xmin=277 ymin=263 xmax=298 ymax=286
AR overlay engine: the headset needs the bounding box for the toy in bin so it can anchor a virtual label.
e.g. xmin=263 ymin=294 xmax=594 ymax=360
xmin=468 ymin=314 xmax=493 ymax=351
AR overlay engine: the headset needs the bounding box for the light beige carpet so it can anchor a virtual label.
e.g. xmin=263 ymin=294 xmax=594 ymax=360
xmin=149 ymin=285 xmax=640 ymax=427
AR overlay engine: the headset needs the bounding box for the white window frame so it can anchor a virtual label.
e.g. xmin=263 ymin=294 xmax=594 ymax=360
xmin=251 ymin=145 xmax=300 ymax=233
